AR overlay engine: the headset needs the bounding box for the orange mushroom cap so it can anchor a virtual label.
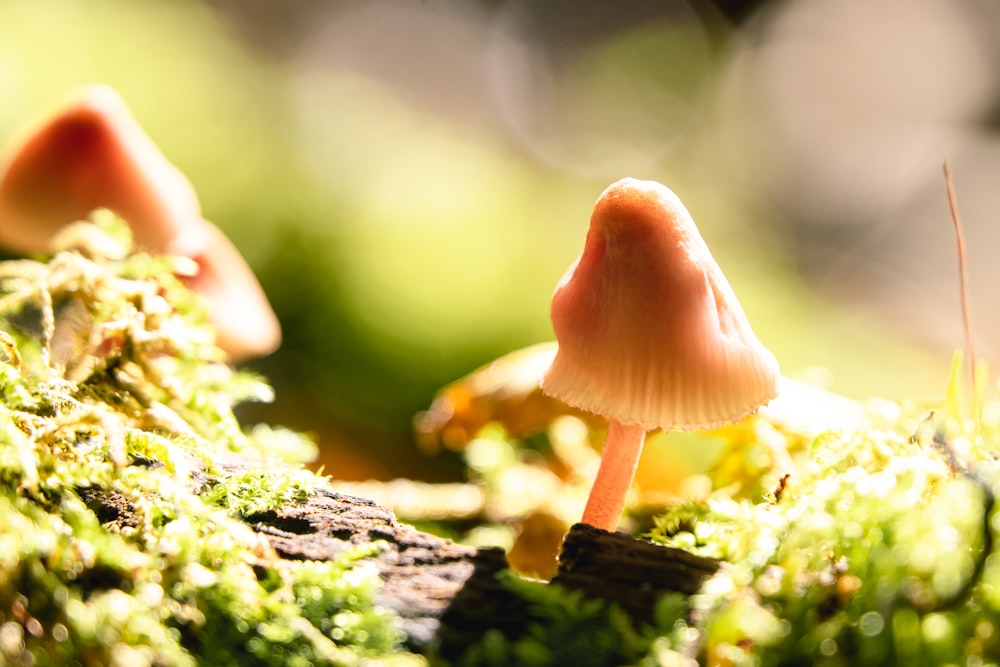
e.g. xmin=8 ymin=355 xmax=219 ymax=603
xmin=0 ymin=85 xmax=280 ymax=360
xmin=0 ymin=84 xmax=200 ymax=254
xmin=186 ymin=220 xmax=281 ymax=361
xmin=541 ymin=178 xmax=779 ymax=431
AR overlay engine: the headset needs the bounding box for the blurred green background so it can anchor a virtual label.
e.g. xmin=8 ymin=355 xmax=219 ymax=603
xmin=4 ymin=0 xmax=988 ymax=482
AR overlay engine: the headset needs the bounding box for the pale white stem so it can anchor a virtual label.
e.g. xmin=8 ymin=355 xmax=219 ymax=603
xmin=580 ymin=419 xmax=646 ymax=532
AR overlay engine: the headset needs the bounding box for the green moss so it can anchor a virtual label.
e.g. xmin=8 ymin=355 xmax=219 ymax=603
xmin=202 ymin=467 xmax=317 ymax=518
xmin=0 ymin=213 xmax=420 ymax=666
xmin=454 ymin=572 xmax=684 ymax=667
xmin=646 ymin=408 xmax=1000 ymax=666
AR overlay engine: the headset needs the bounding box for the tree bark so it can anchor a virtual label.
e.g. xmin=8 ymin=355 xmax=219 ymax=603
xmin=87 ymin=454 xmax=720 ymax=658
xmin=552 ymin=523 xmax=719 ymax=621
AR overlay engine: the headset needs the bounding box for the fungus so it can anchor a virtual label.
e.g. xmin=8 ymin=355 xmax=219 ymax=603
xmin=0 ymin=84 xmax=280 ymax=360
xmin=541 ymin=178 xmax=780 ymax=531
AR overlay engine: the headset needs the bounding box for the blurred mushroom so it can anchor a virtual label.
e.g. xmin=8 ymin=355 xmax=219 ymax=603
xmin=0 ymin=84 xmax=280 ymax=360
xmin=541 ymin=177 xmax=780 ymax=531
xmin=414 ymin=341 xmax=602 ymax=452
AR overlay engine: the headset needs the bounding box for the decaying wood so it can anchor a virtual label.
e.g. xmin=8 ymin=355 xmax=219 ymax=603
xmin=85 ymin=454 xmax=720 ymax=657
xmin=248 ymin=486 xmax=528 ymax=655
xmin=552 ymin=523 xmax=720 ymax=623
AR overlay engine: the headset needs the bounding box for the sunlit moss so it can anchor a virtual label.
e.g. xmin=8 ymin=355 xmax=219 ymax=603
xmin=202 ymin=467 xmax=317 ymax=518
xmin=0 ymin=213 xmax=419 ymax=666
xmin=454 ymin=572 xmax=681 ymax=667
xmin=646 ymin=403 xmax=1000 ymax=666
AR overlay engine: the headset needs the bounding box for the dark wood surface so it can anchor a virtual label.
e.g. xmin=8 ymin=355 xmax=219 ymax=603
xmin=87 ymin=453 xmax=721 ymax=657
xmin=552 ymin=523 xmax=720 ymax=621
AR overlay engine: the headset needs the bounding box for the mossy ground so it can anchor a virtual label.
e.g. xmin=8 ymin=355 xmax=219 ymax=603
xmin=647 ymin=409 xmax=1000 ymax=666
xmin=0 ymin=212 xmax=419 ymax=666
xmin=3 ymin=212 xmax=998 ymax=667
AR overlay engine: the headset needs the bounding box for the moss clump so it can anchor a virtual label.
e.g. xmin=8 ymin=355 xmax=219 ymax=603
xmin=453 ymin=571 xmax=689 ymax=667
xmin=0 ymin=212 xmax=419 ymax=666
xmin=647 ymin=408 xmax=1000 ymax=666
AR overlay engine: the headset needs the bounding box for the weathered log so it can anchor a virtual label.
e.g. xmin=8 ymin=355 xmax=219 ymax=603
xmin=247 ymin=495 xmax=722 ymax=652
xmin=248 ymin=486 xmax=528 ymax=655
xmin=552 ymin=523 xmax=720 ymax=623
xmin=84 ymin=454 xmax=719 ymax=658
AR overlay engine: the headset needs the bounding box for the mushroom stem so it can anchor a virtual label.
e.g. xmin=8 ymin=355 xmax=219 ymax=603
xmin=581 ymin=419 xmax=647 ymax=532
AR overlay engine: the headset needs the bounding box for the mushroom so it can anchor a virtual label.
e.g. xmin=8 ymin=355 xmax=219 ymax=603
xmin=0 ymin=84 xmax=280 ymax=360
xmin=541 ymin=178 xmax=780 ymax=532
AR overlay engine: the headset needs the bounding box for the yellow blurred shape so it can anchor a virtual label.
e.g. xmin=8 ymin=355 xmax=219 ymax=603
xmin=415 ymin=342 xmax=600 ymax=452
